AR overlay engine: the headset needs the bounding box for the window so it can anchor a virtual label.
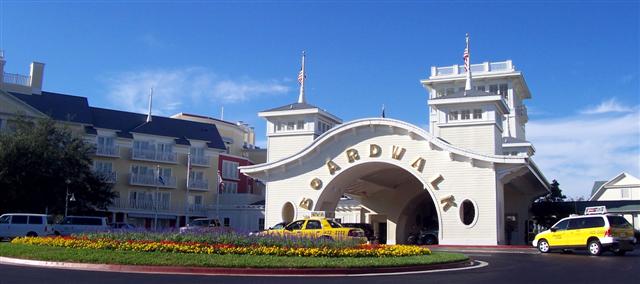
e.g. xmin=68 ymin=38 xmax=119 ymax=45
xmin=223 ymin=217 xmax=230 ymax=227
xmin=473 ymin=109 xmax=483 ymax=119
xmin=276 ymin=122 xmax=283 ymax=132
xmin=297 ymin=120 xmax=305 ymax=130
xmin=286 ymin=122 xmax=294 ymax=131
xmin=258 ymin=218 xmax=265 ymax=230
xmin=621 ymin=188 xmax=631 ymax=199
xmin=327 ymin=219 xmax=342 ymax=228
xmin=28 ymin=216 xmax=43 ymax=225
xmin=12 ymin=215 xmax=28 ymax=224
xmin=97 ymin=136 xmax=115 ymax=149
xmin=448 ymin=111 xmax=459 ymax=121
xmin=460 ymin=200 xmax=476 ymax=226
xmin=222 ymin=181 xmax=238 ymax=194
xmin=436 ymin=89 xmax=445 ymax=98
xmin=499 ymin=84 xmax=508 ymax=99
xmin=0 ymin=215 xmax=9 ymax=224
xmin=476 ymin=85 xmax=485 ymax=91
xmin=461 ymin=110 xmax=471 ymax=120
xmin=445 ymin=88 xmax=454 ymax=96
xmin=285 ymin=220 xmax=305 ymax=230
xmin=458 ymin=87 xmax=465 ymax=92
xmin=607 ymin=216 xmax=632 ymax=228
xmin=221 ymin=160 xmax=239 ymax=179
xmin=552 ymin=219 xmax=569 ymax=231
xmin=94 ymin=161 xmax=113 ymax=173
xmin=489 ymin=84 xmax=498 ymax=94
xmin=305 ymin=220 xmax=322 ymax=230
xmin=190 ymin=147 xmax=205 ymax=159
xmin=189 ymin=171 xmax=204 ymax=181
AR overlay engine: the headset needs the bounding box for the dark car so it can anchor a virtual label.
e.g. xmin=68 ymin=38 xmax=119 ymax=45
xmin=341 ymin=223 xmax=375 ymax=242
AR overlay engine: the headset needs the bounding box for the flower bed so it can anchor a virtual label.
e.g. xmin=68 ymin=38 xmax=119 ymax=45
xmin=11 ymin=236 xmax=431 ymax=258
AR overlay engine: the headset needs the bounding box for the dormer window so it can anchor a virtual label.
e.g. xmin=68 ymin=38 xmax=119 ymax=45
xmin=461 ymin=110 xmax=471 ymax=120
xmin=286 ymin=122 xmax=294 ymax=131
xmin=473 ymin=109 xmax=483 ymax=119
xmin=296 ymin=120 xmax=305 ymax=130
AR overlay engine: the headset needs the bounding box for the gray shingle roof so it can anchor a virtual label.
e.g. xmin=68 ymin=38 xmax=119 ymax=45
xmin=10 ymin=92 xmax=226 ymax=150
xmin=590 ymin=181 xmax=607 ymax=197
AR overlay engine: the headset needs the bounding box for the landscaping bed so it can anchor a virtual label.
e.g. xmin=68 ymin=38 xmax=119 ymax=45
xmin=0 ymin=231 xmax=468 ymax=268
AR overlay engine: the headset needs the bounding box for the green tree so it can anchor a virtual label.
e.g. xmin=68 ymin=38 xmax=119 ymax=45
xmin=0 ymin=117 xmax=117 ymax=215
xmin=539 ymin=180 xmax=566 ymax=202
xmin=531 ymin=179 xmax=568 ymax=229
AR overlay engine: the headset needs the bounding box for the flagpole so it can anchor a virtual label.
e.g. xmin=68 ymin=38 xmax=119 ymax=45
xmin=297 ymin=51 xmax=306 ymax=104
xmin=154 ymin=164 xmax=159 ymax=231
xmin=185 ymin=153 xmax=191 ymax=224
xmin=464 ymin=33 xmax=473 ymax=92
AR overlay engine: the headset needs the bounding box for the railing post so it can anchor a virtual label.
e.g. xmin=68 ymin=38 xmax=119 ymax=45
xmin=453 ymin=64 xmax=459 ymax=75
xmin=430 ymin=66 xmax=436 ymax=77
xmin=484 ymin=62 xmax=490 ymax=72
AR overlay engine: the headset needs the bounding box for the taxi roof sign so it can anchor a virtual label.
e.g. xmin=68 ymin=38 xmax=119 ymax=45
xmin=584 ymin=206 xmax=607 ymax=215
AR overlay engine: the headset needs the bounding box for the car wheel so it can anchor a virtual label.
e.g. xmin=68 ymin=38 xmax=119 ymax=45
xmin=424 ymin=235 xmax=438 ymax=245
xmin=54 ymin=231 xmax=61 ymax=236
xmin=537 ymin=239 xmax=550 ymax=253
xmin=587 ymin=240 xmax=603 ymax=256
xmin=26 ymin=232 xmax=38 ymax=237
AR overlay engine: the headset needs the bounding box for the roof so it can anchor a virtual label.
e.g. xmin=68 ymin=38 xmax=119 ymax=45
xmin=9 ymin=92 xmax=226 ymax=150
xmin=261 ymin=102 xmax=320 ymax=112
xmin=590 ymin=181 xmax=607 ymax=197
xmin=10 ymin=91 xmax=93 ymax=124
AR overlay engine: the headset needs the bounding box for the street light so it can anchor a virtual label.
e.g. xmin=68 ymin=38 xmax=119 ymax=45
xmin=64 ymin=179 xmax=75 ymax=217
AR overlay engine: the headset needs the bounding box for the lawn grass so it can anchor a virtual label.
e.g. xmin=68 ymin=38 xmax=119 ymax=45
xmin=0 ymin=243 xmax=468 ymax=268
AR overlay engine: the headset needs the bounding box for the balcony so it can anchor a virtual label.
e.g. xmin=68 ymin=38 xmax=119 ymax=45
xmin=129 ymin=173 xmax=177 ymax=188
xmin=109 ymin=198 xmax=172 ymax=212
xmin=2 ymin=72 xmax=31 ymax=86
xmin=190 ymin=155 xmax=210 ymax=167
xmin=187 ymin=204 xmax=207 ymax=216
xmin=95 ymin=144 xmax=120 ymax=157
xmin=431 ymin=60 xmax=515 ymax=78
xmin=132 ymin=148 xmax=177 ymax=163
xmin=95 ymin=170 xmax=117 ymax=183
xmin=188 ymin=179 xmax=209 ymax=191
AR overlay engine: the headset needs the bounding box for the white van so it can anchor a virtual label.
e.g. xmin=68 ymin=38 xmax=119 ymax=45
xmin=0 ymin=213 xmax=54 ymax=239
xmin=53 ymin=216 xmax=110 ymax=236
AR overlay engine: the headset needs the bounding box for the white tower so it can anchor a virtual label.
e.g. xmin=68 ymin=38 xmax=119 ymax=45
xmin=259 ymin=52 xmax=342 ymax=162
xmin=421 ymin=35 xmax=534 ymax=156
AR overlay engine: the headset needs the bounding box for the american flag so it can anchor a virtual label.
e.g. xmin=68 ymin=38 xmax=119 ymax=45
xmin=298 ymin=69 xmax=305 ymax=84
xmin=463 ymin=34 xmax=470 ymax=72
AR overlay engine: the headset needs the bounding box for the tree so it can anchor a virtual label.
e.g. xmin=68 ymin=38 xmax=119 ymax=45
xmin=0 ymin=117 xmax=117 ymax=215
xmin=530 ymin=179 xmax=568 ymax=229
xmin=538 ymin=179 xmax=566 ymax=202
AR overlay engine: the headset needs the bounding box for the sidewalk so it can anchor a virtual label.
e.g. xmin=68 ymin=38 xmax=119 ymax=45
xmin=429 ymin=244 xmax=538 ymax=254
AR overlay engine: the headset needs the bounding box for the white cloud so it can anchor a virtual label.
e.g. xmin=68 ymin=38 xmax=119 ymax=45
xmin=581 ymin=98 xmax=634 ymax=114
xmin=102 ymin=67 xmax=289 ymax=116
xmin=528 ymin=108 xmax=640 ymax=199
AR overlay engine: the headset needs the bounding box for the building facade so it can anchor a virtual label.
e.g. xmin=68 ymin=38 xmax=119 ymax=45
xmin=0 ymin=54 xmax=265 ymax=231
xmin=589 ymin=172 xmax=640 ymax=230
xmin=241 ymin=54 xmax=550 ymax=245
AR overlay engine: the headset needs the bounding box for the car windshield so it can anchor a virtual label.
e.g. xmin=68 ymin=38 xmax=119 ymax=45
xmin=327 ymin=220 xmax=342 ymax=228
xmin=607 ymin=216 xmax=632 ymax=228
xmin=190 ymin=220 xmax=208 ymax=227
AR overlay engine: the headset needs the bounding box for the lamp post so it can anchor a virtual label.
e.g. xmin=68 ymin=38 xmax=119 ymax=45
xmin=64 ymin=179 xmax=75 ymax=217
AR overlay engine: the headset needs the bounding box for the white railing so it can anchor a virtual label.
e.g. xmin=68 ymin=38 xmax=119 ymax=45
xmin=432 ymin=60 xmax=514 ymax=77
xmin=96 ymin=145 xmax=120 ymax=157
xmin=110 ymin=198 xmax=171 ymax=212
xmin=188 ymin=179 xmax=209 ymax=190
xmin=191 ymin=155 xmax=210 ymax=167
xmin=96 ymin=171 xmax=117 ymax=183
xmin=132 ymin=148 xmax=177 ymax=163
xmin=129 ymin=173 xmax=177 ymax=188
xmin=3 ymin=72 xmax=31 ymax=86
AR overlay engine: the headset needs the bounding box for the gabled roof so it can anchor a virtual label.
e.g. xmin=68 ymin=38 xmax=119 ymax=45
xmin=261 ymin=102 xmax=320 ymax=112
xmin=590 ymin=181 xmax=607 ymax=197
xmin=589 ymin=172 xmax=640 ymax=201
xmin=10 ymin=91 xmax=93 ymax=124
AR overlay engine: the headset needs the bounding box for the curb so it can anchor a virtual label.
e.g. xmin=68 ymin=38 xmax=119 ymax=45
xmin=0 ymin=256 xmax=480 ymax=277
xmin=430 ymin=245 xmax=538 ymax=255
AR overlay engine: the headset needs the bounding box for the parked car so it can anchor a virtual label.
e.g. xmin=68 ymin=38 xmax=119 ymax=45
xmin=264 ymin=217 xmax=367 ymax=243
xmin=533 ymin=213 xmax=636 ymax=256
xmin=53 ymin=216 xmax=110 ymax=236
xmin=0 ymin=213 xmax=55 ymax=239
xmin=110 ymin=222 xmax=136 ymax=230
xmin=341 ymin=223 xmax=376 ymax=242
xmin=179 ymin=218 xmax=222 ymax=234
xmin=407 ymin=228 xmax=439 ymax=245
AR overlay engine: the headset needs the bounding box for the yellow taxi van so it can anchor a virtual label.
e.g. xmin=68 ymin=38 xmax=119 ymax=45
xmin=532 ymin=206 xmax=636 ymax=256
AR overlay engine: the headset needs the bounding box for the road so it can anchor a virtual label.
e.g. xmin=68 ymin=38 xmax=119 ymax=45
xmin=1 ymin=250 xmax=638 ymax=284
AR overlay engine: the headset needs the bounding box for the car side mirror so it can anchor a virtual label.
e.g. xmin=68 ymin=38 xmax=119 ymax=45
xmin=550 ymin=227 xmax=557 ymax=232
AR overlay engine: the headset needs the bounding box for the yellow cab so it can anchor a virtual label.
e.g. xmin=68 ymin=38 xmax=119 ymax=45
xmin=533 ymin=206 xmax=636 ymax=256
xmin=264 ymin=212 xmax=368 ymax=243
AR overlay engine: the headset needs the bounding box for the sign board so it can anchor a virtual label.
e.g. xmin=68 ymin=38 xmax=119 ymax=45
xmin=302 ymin=211 xmax=335 ymax=219
xmin=584 ymin=206 xmax=607 ymax=215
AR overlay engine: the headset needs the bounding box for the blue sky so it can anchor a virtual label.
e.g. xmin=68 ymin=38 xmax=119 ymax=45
xmin=1 ymin=1 xmax=638 ymax=198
